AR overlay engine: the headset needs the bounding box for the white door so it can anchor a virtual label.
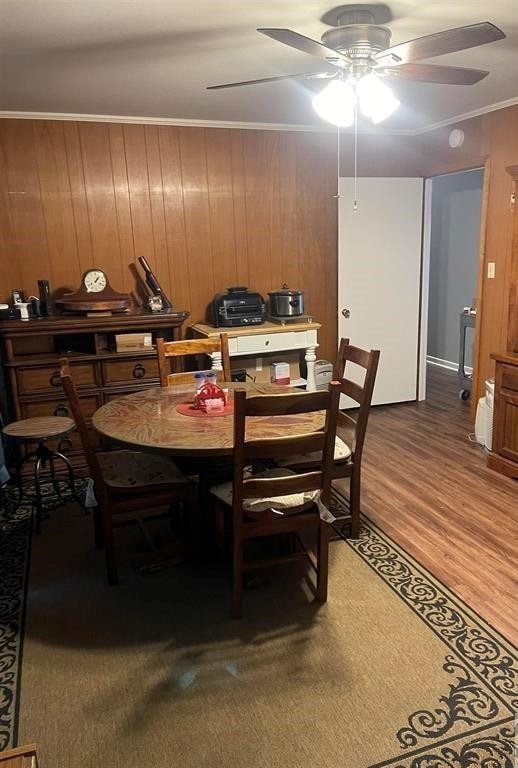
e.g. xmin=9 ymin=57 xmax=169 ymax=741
xmin=339 ymin=177 xmax=423 ymax=405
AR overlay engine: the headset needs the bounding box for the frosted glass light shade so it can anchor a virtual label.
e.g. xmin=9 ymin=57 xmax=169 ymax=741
xmin=312 ymin=79 xmax=355 ymax=127
xmin=357 ymin=74 xmax=400 ymax=124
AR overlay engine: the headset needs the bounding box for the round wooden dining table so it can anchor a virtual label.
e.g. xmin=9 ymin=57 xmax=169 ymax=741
xmin=92 ymin=381 xmax=325 ymax=457
xmin=93 ymin=381 xmax=325 ymax=559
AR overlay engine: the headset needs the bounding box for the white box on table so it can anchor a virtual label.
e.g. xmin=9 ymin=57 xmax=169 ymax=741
xmin=270 ymin=361 xmax=290 ymax=385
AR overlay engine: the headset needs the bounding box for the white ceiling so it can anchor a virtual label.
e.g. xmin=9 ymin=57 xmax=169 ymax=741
xmin=1 ymin=0 xmax=518 ymax=132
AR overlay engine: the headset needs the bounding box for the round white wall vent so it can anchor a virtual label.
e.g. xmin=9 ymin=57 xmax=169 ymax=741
xmin=448 ymin=128 xmax=465 ymax=148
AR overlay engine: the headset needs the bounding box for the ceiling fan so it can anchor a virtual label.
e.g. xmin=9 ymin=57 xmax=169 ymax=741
xmin=207 ymin=4 xmax=505 ymax=126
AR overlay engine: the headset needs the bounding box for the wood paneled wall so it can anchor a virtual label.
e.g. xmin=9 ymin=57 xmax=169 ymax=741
xmin=416 ymin=105 xmax=518 ymax=404
xmin=0 ymin=119 xmax=338 ymax=360
xmin=2 ymin=108 xmax=518 ymax=399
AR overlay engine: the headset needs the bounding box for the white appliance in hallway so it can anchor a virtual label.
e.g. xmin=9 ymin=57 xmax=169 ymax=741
xmin=338 ymin=177 xmax=423 ymax=405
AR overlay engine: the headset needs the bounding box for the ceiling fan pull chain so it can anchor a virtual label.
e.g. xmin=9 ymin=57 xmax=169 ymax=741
xmin=353 ymin=95 xmax=358 ymax=212
xmin=333 ymin=125 xmax=342 ymax=199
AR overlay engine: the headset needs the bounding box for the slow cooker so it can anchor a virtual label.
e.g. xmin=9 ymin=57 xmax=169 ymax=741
xmin=268 ymin=287 xmax=304 ymax=317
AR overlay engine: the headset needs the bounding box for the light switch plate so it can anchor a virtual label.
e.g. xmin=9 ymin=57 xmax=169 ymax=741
xmin=487 ymin=262 xmax=496 ymax=279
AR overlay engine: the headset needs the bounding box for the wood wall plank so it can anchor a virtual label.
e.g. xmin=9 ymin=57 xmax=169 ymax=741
xmin=33 ymin=121 xmax=80 ymax=292
xmin=229 ymin=131 xmax=250 ymax=290
xmin=0 ymin=118 xmax=338 ymax=359
xmin=108 ymin=123 xmax=135 ymax=295
xmin=205 ymin=129 xmax=238 ymax=293
xmin=178 ymin=127 xmax=214 ymax=324
xmin=79 ymin=122 xmax=124 ymax=289
xmin=0 ymin=127 xmax=20 ymax=295
xmin=63 ymin=121 xmax=94 ymax=277
xmin=157 ymin=126 xmax=190 ymax=311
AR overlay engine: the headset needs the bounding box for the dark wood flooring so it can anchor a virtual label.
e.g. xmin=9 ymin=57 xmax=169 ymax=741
xmin=358 ymin=364 xmax=518 ymax=646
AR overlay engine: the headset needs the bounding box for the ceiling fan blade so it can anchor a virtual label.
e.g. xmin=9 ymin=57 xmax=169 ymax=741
xmin=207 ymin=72 xmax=335 ymax=90
xmin=374 ymin=22 xmax=505 ymax=65
xmin=257 ymin=28 xmax=351 ymax=66
xmin=384 ymin=62 xmax=489 ymax=85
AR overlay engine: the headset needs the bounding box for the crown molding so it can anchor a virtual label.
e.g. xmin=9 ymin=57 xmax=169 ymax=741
xmin=0 ymin=109 xmax=414 ymax=135
xmin=0 ymin=110 xmax=336 ymax=133
xmin=414 ymin=95 xmax=518 ymax=135
xmin=2 ymin=94 xmax=518 ymax=136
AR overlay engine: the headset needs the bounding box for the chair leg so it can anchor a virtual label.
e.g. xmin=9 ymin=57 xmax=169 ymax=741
xmin=214 ymin=501 xmax=226 ymax=560
xmin=350 ymin=467 xmax=361 ymax=539
xmin=92 ymin=506 xmax=103 ymax=550
xmin=316 ymin=521 xmax=329 ymax=603
xmin=232 ymin=531 xmax=244 ymax=619
xmin=33 ymin=454 xmax=44 ymax=535
xmin=181 ymin=490 xmax=198 ymax=553
xmin=100 ymin=509 xmax=118 ymax=585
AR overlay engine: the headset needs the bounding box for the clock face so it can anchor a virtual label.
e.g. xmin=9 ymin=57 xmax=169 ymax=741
xmin=84 ymin=269 xmax=107 ymax=293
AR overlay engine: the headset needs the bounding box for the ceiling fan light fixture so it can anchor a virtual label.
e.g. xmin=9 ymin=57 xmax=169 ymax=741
xmin=356 ymin=73 xmax=400 ymax=123
xmin=312 ymin=79 xmax=355 ymax=127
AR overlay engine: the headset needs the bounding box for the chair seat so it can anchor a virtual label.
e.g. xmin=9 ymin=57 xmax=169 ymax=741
xmin=276 ymin=436 xmax=352 ymax=470
xmin=2 ymin=416 xmax=75 ymax=442
xmin=98 ymin=450 xmax=193 ymax=492
xmin=211 ymin=467 xmax=320 ymax=519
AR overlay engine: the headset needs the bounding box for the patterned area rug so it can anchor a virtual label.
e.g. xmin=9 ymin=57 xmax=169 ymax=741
xmin=1 ymin=487 xmax=517 ymax=767
xmin=0 ymin=497 xmax=31 ymax=750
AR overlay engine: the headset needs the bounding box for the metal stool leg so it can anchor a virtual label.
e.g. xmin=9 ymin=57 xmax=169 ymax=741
xmin=33 ymin=453 xmax=44 ymax=535
xmin=14 ymin=448 xmax=38 ymax=508
xmin=52 ymin=451 xmax=86 ymax=511
xmin=49 ymin=451 xmax=62 ymax=500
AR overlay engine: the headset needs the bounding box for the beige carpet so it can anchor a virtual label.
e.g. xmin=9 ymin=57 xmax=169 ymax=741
xmin=16 ymin=497 xmax=517 ymax=768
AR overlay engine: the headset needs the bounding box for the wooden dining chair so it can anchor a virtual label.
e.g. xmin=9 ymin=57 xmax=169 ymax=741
xmin=156 ymin=334 xmax=231 ymax=387
xmin=59 ymin=358 xmax=197 ymax=585
xmin=278 ymin=338 xmax=380 ymax=539
xmin=211 ymin=383 xmax=341 ymax=618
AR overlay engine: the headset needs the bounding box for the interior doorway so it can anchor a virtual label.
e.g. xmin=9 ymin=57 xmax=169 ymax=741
xmin=420 ymin=168 xmax=484 ymax=404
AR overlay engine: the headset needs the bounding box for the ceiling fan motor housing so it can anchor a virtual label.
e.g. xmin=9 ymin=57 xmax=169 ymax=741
xmin=321 ymin=24 xmax=391 ymax=59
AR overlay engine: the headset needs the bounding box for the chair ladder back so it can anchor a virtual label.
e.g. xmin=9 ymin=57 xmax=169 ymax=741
xmin=242 ymin=470 xmax=323 ymax=500
xmin=244 ymin=432 xmax=327 ymax=461
xmin=232 ymin=383 xmax=341 ymax=517
xmin=59 ymin=358 xmax=106 ymax=498
xmin=333 ymin=337 xmax=375 ymax=378
xmin=353 ymin=348 xmax=379 ymax=461
xmin=244 ymin=390 xmax=329 ymax=417
xmin=335 ymin=340 xmax=380 ymax=458
xmin=321 ymin=381 xmax=341 ymax=505
xmin=156 ymin=334 xmax=231 ymax=386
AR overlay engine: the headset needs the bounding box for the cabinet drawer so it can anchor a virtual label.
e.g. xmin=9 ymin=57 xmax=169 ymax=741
xmin=17 ymin=362 xmax=96 ymax=395
xmin=102 ymin=358 xmax=158 ymax=385
xmin=500 ymin=364 xmax=518 ymax=393
xmin=21 ymin=396 xmax=100 ymax=421
xmin=234 ymin=332 xmax=299 ymax=354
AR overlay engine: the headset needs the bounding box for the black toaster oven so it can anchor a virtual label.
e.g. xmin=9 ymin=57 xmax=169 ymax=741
xmin=212 ymin=286 xmax=266 ymax=327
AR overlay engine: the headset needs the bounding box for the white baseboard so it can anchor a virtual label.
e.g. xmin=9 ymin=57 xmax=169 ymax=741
xmin=427 ymin=355 xmax=473 ymax=375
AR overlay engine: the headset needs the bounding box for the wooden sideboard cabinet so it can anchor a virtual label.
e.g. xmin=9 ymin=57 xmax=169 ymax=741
xmin=0 ymin=310 xmax=188 ymax=465
xmin=487 ymin=352 xmax=518 ymax=477
xmin=0 ymin=743 xmax=38 ymax=767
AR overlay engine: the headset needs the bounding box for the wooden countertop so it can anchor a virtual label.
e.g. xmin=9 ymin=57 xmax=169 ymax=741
xmin=0 ymin=309 xmax=189 ymax=336
xmin=191 ymin=320 xmax=321 ymax=337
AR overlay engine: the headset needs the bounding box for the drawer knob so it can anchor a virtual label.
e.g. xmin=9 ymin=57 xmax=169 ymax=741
xmin=265 ymin=340 xmax=270 ymax=346
xmin=54 ymin=404 xmax=69 ymax=417
xmin=58 ymin=437 xmax=73 ymax=453
xmin=133 ymin=364 xmax=146 ymax=379
xmin=50 ymin=371 xmax=61 ymax=387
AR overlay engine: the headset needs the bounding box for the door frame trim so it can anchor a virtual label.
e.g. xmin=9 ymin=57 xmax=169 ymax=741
xmin=419 ymin=163 xmax=488 ymax=405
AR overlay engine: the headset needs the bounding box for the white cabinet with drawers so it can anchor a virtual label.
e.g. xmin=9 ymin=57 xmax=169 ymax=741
xmin=191 ymin=321 xmax=321 ymax=391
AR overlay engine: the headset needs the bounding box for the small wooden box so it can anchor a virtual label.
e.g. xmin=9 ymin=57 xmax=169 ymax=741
xmin=115 ymin=332 xmax=153 ymax=352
